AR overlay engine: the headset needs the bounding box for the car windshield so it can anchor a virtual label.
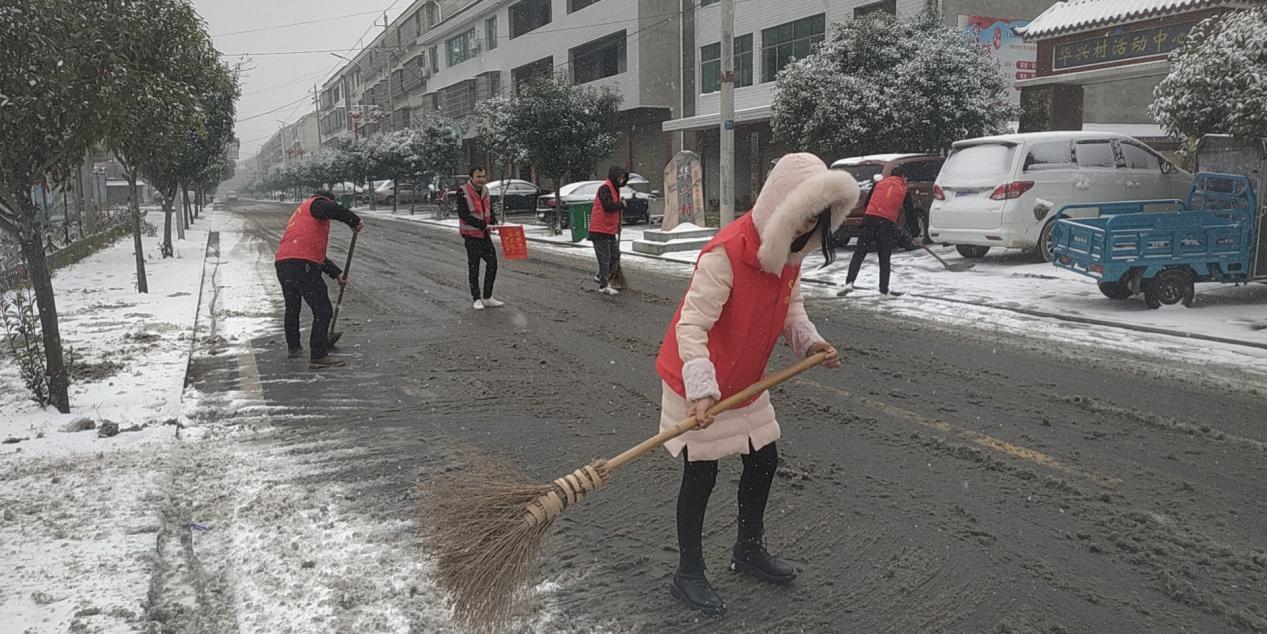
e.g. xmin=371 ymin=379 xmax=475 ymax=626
xmin=941 ymin=143 xmax=1017 ymax=181
xmin=836 ymin=165 xmax=884 ymax=184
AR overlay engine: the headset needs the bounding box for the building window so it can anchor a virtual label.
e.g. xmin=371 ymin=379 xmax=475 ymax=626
xmin=761 ymin=14 xmax=825 ymax=83
xmin=700 ymin=43 xmax=720 ymax=94
xmin=486 ymin=16 xmax=498 ymax=51
xmin=571 ymin=30 xmax=626 ymax=85
xmin=854 ymin=0 xmax=896 ymax=18
xmin=512 ymin=56 xmax=553 ymax=94
xmin=510 ymin=0 xmax=551 ymax=39
xmin=429 ymin=46 xmax=439 ymax=72
xmin=439 ymin=79 xmax=479 ymax=118
xmin=570 ymin=0 xmax=601 ymax=11
xmin=699 ymin=0 xmax=719 ymax=5
xmin=414 ymin=10 xmax=423 ymax=37
xmin=701 ymin=34 xmax=754 ymax=93
xmin=424 ymin=1 xmax=439 ymax=28
xmin=447 ymin=29 xmax=478 ymax=66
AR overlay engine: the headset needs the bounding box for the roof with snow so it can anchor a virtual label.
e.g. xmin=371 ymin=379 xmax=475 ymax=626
xmin=1017 ymin=0 xmax=1241 ymax=40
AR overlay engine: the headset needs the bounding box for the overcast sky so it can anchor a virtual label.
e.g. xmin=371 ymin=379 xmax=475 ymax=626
xmin=191 ymin=0 xmax=410 ymax=159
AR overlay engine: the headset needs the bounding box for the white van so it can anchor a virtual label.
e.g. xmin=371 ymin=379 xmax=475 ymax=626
xmin=929 ymin=131 xmax=1189 ymax=260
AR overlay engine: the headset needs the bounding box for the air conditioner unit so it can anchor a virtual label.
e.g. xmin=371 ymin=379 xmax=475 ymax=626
xmin=469 ymin=42 xmax=481 ymax=55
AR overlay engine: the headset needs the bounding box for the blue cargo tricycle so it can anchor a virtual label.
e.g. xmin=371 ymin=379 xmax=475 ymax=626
xmin=1050 ymin=171 xmax=1263 ymax=309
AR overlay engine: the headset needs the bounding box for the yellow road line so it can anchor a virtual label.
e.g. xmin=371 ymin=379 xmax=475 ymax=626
xmin=796 ymin=377 xmax=1122 ymax=488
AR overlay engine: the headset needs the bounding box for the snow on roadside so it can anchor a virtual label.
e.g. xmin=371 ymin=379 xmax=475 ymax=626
xmin=1 ymin=211 xmax=214 ymax=632
xmin=0 ymin=216 xmax=208 ymax=455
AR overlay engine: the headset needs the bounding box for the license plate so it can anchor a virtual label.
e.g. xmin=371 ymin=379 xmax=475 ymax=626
xmin=955 ymin=190 xmax=974 ymax=198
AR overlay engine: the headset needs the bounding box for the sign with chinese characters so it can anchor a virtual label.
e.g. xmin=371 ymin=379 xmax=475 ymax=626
xmin=959 ymin=16 xmax=1037 ymax=107
xmin=496 ymin=224 xmax=528 ymax=260
xmin=662 ymin=150 xmax=704 ymax=231
xmin=1053 ymin=22 xmax=1197 ymax=71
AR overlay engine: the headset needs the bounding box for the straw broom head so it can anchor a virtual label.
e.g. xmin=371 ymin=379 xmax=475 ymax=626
xmin=420 ymin=457 xmax=610 ymax=632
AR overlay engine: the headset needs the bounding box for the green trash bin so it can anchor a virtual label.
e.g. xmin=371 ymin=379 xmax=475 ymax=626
xmin=339 ymin=193 xmax=354 ymax=209
xmin=568 ymin=203 xmax=590 ymax=242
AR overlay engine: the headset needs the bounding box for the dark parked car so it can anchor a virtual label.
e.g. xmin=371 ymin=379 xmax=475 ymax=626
xmin=829 ymin=153 xmax=944 ymax=247
xmin=487 ymin=179 xmax=548 ymax=213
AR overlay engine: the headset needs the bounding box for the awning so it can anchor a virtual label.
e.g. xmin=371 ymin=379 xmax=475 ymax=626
xmin=1017 ymin=0 xmax=1242 ymax=40
xmin=661 ymin=105 xmax=773 ymax=133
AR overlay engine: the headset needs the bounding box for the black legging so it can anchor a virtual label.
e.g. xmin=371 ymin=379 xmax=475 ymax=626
xmin=846 ymin=215 xmax=897 ymax=294
xmin=275 ymin=259 xmax=333 ymax=359
xmin=464 ymin=236 xmax=498 ymax=300
xmin=676 ymin=441 xmax=779 ymax=572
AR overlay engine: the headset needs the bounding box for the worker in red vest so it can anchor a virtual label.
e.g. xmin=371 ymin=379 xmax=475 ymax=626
xmin=274 ymin=190 xmax=362 ymax=369
xmin=456 ymin=166 xmax=504 ymax=310
xmin=841 ymin=166 xmax=912 ymax=297
xmin=590 ymin=165 xmax=629 ymax=295
xmin=655 ymin=153 xmax=855 ymax=615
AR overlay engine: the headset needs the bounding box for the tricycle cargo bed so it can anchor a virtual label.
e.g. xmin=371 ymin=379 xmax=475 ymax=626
xmin=1050 ymin=173 xmax=1261 ymax=308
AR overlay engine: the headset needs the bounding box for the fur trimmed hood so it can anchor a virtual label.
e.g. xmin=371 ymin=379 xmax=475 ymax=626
xmin=751 ymin=153 xmax=860 ymax=274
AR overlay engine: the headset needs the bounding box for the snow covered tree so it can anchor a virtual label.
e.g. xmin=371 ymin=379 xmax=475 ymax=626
xmin=0 ymin=0 xmax=124 ymax=412
xmin=1150 ymin=8 xmax=1267 ymax=149
xmin=474 ymin=97 xmax=528 ymax=216
xmin=772 ymin=12 xmax=1014 ymax=160
xmin=506 ymin=76 xmax=622 ymax=234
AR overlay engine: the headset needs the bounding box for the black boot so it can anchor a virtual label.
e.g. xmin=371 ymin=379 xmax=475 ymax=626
xmin=670 ymin=568 xmax=726 ymax=616
xmin=731 ymin=541 xmax=797 ymax=584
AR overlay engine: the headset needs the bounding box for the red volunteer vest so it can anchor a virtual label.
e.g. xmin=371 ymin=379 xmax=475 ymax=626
xmin=656 ymin=213 xmax=800 ymax=408
xmin=459 ymin=183 xmax=492 ymax=238
xmin=864 ymin=175 xmax=906 ymax=223
xmin=275 ymin=197 xmax=331 ymax=264
xmin=589 ymin=180 xmax=622 ymax=236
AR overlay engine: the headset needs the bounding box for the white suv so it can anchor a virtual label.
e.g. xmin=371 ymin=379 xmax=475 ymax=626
xmin=929 ymin=131 xmax=1189 ymax=261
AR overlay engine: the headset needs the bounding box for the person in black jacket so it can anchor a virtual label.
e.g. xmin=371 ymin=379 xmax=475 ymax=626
xmin=455 ymin=166 xmax=504 ymax=309
xmin=591 ymin=165 xmax=628 ymax=294
xmin=274 ymin=190 xmax=362 ymax=368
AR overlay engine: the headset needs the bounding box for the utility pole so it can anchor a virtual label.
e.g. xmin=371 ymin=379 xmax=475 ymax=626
xmin=381 ymin=11 xmax=396 ymax=131
xmin=719 ymin=0 xmax=735 ymax=226
xmin=312 ymin=84 xmax=323 ymax=147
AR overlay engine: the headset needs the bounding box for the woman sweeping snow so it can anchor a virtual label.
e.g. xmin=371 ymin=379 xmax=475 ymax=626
xmin=655 ymin=153 xmax=858 ymax=615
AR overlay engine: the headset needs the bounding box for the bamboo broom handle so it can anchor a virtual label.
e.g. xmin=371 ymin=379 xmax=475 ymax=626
xmin=606 ymin=351 xmax=828 ymax=471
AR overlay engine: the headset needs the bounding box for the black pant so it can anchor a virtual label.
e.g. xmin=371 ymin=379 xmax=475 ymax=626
xmin=464 ymin=236 xmax=498 ymax=301
xmin=275 ymin=260 xmax=333 ymax=360
xmin=591 ymin=232 xmax=620 ymax=288
xmin=676 ymin=442 xmax=779 ymax=572
xmin=846 ymin=215 xmax=897 ymax=294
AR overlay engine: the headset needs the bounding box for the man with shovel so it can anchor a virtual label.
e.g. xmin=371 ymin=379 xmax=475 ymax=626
xmin=274 ymin=189 xmax=362 ymax=369
xmin=840 ymin=166 xmax=912 ymax=298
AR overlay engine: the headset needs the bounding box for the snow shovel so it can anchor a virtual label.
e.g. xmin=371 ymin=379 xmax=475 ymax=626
xmin=901 ymin=227 xmax=974 ymax=272
xmin=327 ymin=230 xmax=359 ymax=347
xmin=420 ymin=351 xmax=829 ymax=632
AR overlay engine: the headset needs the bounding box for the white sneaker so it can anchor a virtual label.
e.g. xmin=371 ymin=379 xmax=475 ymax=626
xmin=836 ymin=283 xmax=855 ymax=297
xmin=600 ymin=286 xmax=620 ymax=296
xmin=879 ymin=292 xmax=899 ymax=300
xmin=482 ymin=297 xmax=505 ymax=307
xmin=472 ymin=299 xmax=485 ymax=310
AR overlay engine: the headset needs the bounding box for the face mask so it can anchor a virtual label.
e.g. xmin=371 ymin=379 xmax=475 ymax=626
xmin=789 ymin=209 xmax=836 ymax=268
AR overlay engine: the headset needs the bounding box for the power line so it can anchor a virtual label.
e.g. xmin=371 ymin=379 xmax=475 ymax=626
xmin=235 ymin=94 xmax=312 ymax=123
xmin=214 ymin=9 xmax=386 ymax=37
xmin=241 ymin=69 xmax=331 ymax=97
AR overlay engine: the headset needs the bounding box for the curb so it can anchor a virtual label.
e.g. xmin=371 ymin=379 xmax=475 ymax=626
xmin=183 ymin=231 xmax=221 ymax=389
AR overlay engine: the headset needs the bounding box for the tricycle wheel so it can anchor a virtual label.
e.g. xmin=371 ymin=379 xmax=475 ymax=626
xmin=1098 ymin=282 xmax=1133 ymax=300
xmin=1038 ymin=220 xmax=1057 ymax=263
xmin=1145 ymin=268 xmax=1194 ymax=309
